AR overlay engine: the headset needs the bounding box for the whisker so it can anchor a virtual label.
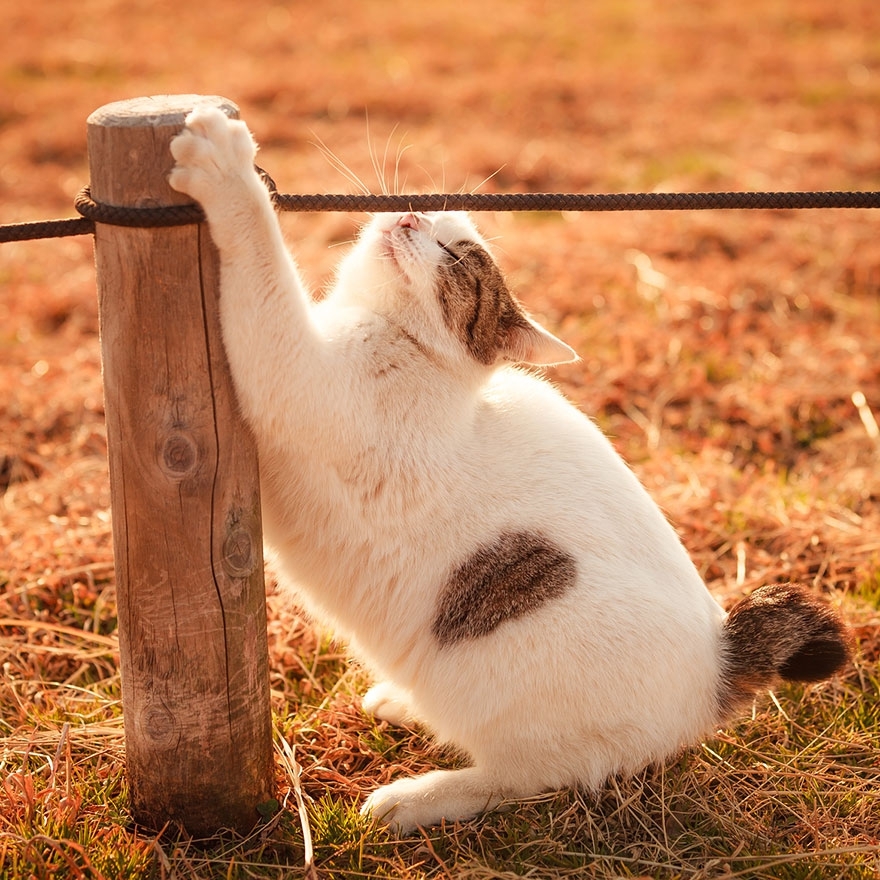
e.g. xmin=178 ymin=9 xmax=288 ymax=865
xmin=327 ymin=238 xmax=359 ymax=250
xmin=416 ymin=162 xmax=443 ymax=199
xmin=366 ymin=112 xmax=389 ymax=196
xmin=308 ymin=130 xmax=372 ymax=196
xmin=393 ymin=139 xmax=413 ymax=196
xmin=381 ymin=124 xmax=400 ymax=196
xmin=469 ymin=164 xmax=507 ymax=195
xmin=441 ymin=166 xmax=452 ymax=212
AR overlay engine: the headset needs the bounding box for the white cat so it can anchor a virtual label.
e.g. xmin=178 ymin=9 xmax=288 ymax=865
xmin=169 ymin=107 xmax=850 ymax=833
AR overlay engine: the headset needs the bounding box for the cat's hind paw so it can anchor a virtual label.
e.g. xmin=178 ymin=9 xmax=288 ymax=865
xmin=169 ymin=106 xmax=260 ymax=207
xmin=362 ymin=681 xmax=416 ymax=727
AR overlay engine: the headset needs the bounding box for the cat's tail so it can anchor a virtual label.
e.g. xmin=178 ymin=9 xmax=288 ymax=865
xmin=717 ymin=583 xmax=850 ymax=719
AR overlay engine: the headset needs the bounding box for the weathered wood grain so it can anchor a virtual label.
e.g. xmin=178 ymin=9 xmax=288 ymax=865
xmin=88 ymin=95 xmax=274 ymax=836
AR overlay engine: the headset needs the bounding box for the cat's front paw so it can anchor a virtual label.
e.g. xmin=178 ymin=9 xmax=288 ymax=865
xmin=169 ymin=106 xmax=260 ymax=208
xmin=360 ymin=768 xmax=503 ymax=834
xmin=361 ymin=775 xmax=435 ymax=834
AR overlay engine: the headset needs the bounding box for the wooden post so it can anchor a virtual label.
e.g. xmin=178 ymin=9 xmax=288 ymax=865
xmin=87 ymin=95 xmax=274 ymax=836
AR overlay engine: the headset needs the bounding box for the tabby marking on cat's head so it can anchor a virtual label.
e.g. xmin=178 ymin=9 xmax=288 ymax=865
xmin=363 ymin=211 xmax=577 ymax=368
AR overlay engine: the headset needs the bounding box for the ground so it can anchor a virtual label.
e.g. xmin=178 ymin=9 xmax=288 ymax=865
xmin=1 ymin=0 xmax=879 ymax=877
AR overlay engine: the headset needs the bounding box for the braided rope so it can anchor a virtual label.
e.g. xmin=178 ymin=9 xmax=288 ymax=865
xmin=1 ymin=181 xmax=879 ymax=243
xmin=275 ymin=190 xmax=880 ymax=213
xmin=0 ymin=217 xmax=96 ymax=242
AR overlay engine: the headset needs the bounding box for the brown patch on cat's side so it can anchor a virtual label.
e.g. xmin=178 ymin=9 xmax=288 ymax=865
xmin=433 ymin=531 xmax=576 ymax=647
xmin=436 ymin=242 xmax=535 ymax=365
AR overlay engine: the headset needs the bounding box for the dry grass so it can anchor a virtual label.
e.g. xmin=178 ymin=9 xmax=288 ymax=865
xmin=3 ymin=0 xmax=880 ymax=876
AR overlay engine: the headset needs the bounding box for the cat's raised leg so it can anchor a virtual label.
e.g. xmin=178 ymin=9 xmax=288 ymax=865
xmin=362 ymin=681 xmax=417 ymax=727
xmin=169 ymin=107 xmax=319 ymax=434
xmin=361 ymin=767 xmax=515 ymax=834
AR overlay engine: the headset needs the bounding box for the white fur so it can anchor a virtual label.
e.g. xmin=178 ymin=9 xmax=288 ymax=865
xmin=169 ymin=107 xmax=727 ymax=833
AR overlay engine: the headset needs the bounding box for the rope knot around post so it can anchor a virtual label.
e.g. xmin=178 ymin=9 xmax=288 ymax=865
xmin=72 ymin=166 xmax=280 ymax=229
xmin=74 ymin=185 xmax=206 ymax=227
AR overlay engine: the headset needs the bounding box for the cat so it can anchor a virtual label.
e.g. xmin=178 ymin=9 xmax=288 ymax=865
xmin=169 ymin=106 xmax=851 ymax=834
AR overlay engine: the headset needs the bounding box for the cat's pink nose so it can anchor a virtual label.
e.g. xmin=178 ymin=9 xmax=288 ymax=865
xmin=397 ymin=213 xmax=419 ymax=230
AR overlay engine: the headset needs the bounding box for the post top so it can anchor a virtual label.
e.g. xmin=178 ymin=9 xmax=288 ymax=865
xmin=86 ymin=95 xmax=240 ymax=208
xmin=88 ymin=95 xmax=238 ymax=128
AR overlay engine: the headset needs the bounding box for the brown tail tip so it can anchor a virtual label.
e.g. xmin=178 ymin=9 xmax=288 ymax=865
xmin=779 ymin=629 xmax=851 ymax=682
xmin=719 ymin=583 xmax=850 ymax=717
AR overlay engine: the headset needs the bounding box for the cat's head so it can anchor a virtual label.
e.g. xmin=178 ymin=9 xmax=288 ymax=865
xmin=335 ymin=211 xmax=577 ymax=368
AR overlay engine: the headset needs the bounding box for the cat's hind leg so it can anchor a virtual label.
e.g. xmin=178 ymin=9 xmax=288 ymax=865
xmin=361 ymin=767 xmax=518 ymax=834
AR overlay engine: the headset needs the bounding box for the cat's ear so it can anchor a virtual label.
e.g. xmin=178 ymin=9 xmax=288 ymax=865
xmin=501 ymin=315 xmax=579 ymax=366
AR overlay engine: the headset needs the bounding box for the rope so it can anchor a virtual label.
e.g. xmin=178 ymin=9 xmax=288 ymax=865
xmin=2 ymin=180 xmax=880 ymax=243
xmin=275 ymin=190 xmax=880 ymax=213
xmin=1 ymin=217 xmax=95 ymax=242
